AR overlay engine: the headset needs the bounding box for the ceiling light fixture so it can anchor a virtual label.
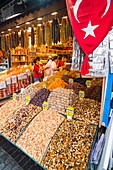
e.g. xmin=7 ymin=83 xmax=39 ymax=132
xmin=26 ymin=22 xmax=30 ymax=24
xmin=62 ymin=16 xmax=68 ymax=19
xmin=37 ymin=24 xmax=42 ymax=26
xmin=49 ymin=20 xmax=52 ymax=23
xmin=16 ymin=26 xmax=20 ymax=28
xmin=6 ymin=13 xmax=21 ymax=20
xmin=1 ymin=31 xmax=4 ymax=33
xmin=37 ymin=18 xmax=42 ymax=21
xmin=8 ymin=29 xmax=11 ymax=31
xmin=51 ymin=12 xmax=58 ymax=15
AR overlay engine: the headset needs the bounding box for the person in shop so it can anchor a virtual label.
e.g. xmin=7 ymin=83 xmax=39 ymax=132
xmin=33 ymin=57 xmax=43 ymax=82
xmin=51 ymin=56 xmax=59 ymax=76
xmin=43 ymin=56 xmax=52 ymax=77
xmin=59 ymin=56 xmax=65 ymax=67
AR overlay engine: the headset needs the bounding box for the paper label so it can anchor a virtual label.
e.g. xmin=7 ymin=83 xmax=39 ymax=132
xmin=53 ymin=72 xmax=56 ymax=75
xmin=76 ymin=73 xmax=80 ymax=78
xmin=42 ymin=84 xmax=47 ymax=89
xmin=79 ymin=91 xmax=85 ymax=99
xmin=59 ymin=67 xmax=63 ymax=71
xmin=64 ymin=72 xmax=68 ymax=75
xmin=69 ymin=78 xmax=74 ymax=84
xmin=31 ymin=83 xmax=34 ymax=85
xmin=66 ymin=106 xmax=74 ymax=117
xmin=6 ymin=78 xmax=11 ymax=85
xmin=42 ymin=101 xmax=49 ymax=110
xmin=23 ymin=73 xmax=27 ymax=79
xmin=12 ymin=76 xmax=17 ymax=84
xmin=43 ymin=77 xmax=48 ymax=81
xmin=0 ymin=81 xmax=6 ymax=89
xmin=86 ymin=80 xmax=91 ymax=88
xmin=25 ymin=96 xmax=31 ymax=105
xmin=13 ymin=93 xmax=17 ymax=100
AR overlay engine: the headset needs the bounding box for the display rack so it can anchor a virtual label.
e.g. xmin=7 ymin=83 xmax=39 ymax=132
xmin=11 ymin=54 xmax=27 ymax=67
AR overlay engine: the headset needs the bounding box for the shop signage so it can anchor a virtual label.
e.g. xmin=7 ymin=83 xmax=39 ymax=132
xmin=42 ymin=101 xmax=49 ymax=110
xmin=69 ymin=78 xmax=74 ymax=84
xmin=86 ymin=80 xmax=91 ymax=88
xmin=79 ymin=91 xmax=85 ymax=99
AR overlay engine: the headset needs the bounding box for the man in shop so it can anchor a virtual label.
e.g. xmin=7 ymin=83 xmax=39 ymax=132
xmin=43 ymin=56 xmax=52 ymax=77
xmin=34 ymin=57 xmax=43 ymax=82
xmin=51 ymin=56 xmax=59 ymax=76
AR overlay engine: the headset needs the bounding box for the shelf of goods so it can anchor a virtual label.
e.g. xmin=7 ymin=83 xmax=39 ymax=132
xmin=0 ymin=69 xmax=103 ymax=169
xmin=11 ymin=54 xmax=27 ymax=67
xmin=0 ymin=65 xmax=33 ymax=100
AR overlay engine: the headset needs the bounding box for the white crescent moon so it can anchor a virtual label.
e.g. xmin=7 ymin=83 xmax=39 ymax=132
xmin=101 ymin=0 xmax=111 ymax=17
xmin=74 ymin=0 xmax=83 ymax=23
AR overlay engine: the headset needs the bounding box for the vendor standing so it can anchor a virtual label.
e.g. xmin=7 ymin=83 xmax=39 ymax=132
xmin=51 ymin=56 xmax=59 ymax=76
xmin=34 ymin=57 xmax=43 ymax=82
xmin=43 ymin=56 xmax=52 ymax=77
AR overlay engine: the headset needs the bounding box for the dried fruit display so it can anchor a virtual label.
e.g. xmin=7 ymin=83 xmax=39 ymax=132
xmin=0 ymin=104 xmax=41 ymax=143
xmin=48 ymin=88 xmax=78 ymax=114
xmin=42 ymin=23 xmax=45 ymax=45
xmin=61 ymin=75 xmax=72 ymax=84
xmin=66 ymin=82 xmax=85 ymax=95
xmin=17 ymin=109 xmax=65 ymax=163
xmin=61 ymin=17 xmax=69 ymax=44
xmin=45 ymin=21 xmax=52 ymax=46
xmin=1 ymin=35 xmax=4 ymax=51
xmin=24 ymin=29 xmax=29 ymax=49
xmin=56 ymin=70 xmax=69 ymax=76
xmin=91 ymin=78 xmax=103 ymax=87
xmin=73 ymin=98 xmax=101 ymax=125
xmin=0 ymin=99 xmax=24 ymax=127
xmin=19 ymin=84 xmax=38 ymax=101
xmin=31 ymin=26 xmax=35 ymax=46
xmin=8 ymin=33 xmax=11 ymax=50
xmin=52 ymin=18 xmax=60 ymax=44
xmin=30 ymin=88 xmax=50 ymax=107
xmin=36 ymin=26 xmax=42 ymax=47
xmin=14 ymin=31 xmax=19 ymax=48
xmin=68 ymin=70 xmax=80 ymax=79
xmin=85 ymin=86 xmax=102 ymax=102
xmin=11 ymin=33 xmax=15 ymax=49
xmin=42 ymin=119 xmax=96 ymax=169
xmin=47 ymin=78 xmax=68 ymax=91
xmin=21 ymin=29 xmax=24 ymax=48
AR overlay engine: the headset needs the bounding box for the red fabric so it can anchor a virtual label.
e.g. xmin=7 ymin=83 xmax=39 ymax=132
xmin=34 ymin=64 xmax=42 ymax=78
xmin=81 ymin=55 xmax=90 ymax=75
xmin=66 ymin=0 xmax=113 ymax=75
xmin=60 ymin=61 xmax=64 ymax=67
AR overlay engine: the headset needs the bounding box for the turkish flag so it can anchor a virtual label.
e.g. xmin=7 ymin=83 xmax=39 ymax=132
xmin=66 ymin=0 xmax=113 ymax=75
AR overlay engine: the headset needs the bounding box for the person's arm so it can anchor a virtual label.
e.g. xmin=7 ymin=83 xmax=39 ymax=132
xmin=52 ymin=62 xmax=59 ymax=71
xmin=43 ymin=60 xmax=51 ymax=70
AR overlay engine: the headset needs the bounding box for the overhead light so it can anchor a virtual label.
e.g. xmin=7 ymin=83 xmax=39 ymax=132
xmin=6 ymin=13 xmax=21 ymax=20
xmin=51 ymin=12 xmax=58 ymax=15
xmin=26 ymin=22 xmax=30 ymax=24
xmin=37 ymin=17 xmax=42 ymax=21
xmin=62 ymin=16 xmax=68 ymax=19
xmin=16 ymin=26 xmax=20 ymax=28
xmin=49 ymin=20 xmax=52 ymax=23
xmin=8 ymin=29 xmax=11 ymax=31
xmin=1 ymin=31 xmax=4 ymax=33
xmin=60 ymin=24 xmax=62 ymax=26
xmin=37 ymin=24 xmax=42 ymax=26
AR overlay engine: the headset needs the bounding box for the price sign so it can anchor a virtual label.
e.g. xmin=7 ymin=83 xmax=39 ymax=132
xmin=58 ymin=86 xmax=62 ymax=89
xmin=86 ymin=80 xmax=91 ymax=88
xmin=42 ymin=101 xmax=49 ymax=110
xmin=0 ymin=81 xmax=6 ymax=89
xmin=53 ymin=72 xmax=56 ymax=75
xmin=79 ymin=91 xmax=85 ymax=99
xmin=12 ymin=76 xmax=17 ymax=84
xmin=59 ymin=67 xmax=63 ymax=71
xmin=69 ymin=78 xmax=74 ymax=84
xmin=6 ymin=78 xmax=11 ymax=85
xmin=13 ymin=93 xmax=17 ymax=100
xmin=64 ymin=72 xmax=68 ymax=75
xmin=25 ymin=96 xmax=31 ymax=105
xmin=31 ymin=83 xmax=34 ymax=85
xmin=42 ymin=84 xmax=47 ymax=89
xmin=76 ymin=73 xmax=80 ymax=78
xmin=66 ymin=106 xmax=74 ymax=119
xmin=43 ymin=77 xmax=48 ymax=81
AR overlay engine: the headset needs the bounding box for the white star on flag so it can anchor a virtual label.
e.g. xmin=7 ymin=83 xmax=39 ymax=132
xmin=81 ymin=21 xmax=99 ymax=39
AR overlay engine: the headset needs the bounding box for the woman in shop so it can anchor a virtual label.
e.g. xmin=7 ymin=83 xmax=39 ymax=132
xmin=43 ymin=56 xmax=52 ymax=77
xmin=33 ymin=57 xmax=43 ymax=82
xmin=51 ymin=56 xmax=59 ymax=76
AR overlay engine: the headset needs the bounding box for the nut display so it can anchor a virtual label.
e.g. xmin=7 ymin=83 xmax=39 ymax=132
xmin=91 ymin=78 xmax=103 ymax=87
xmin=17 ymin=109 xmax=65 ymax=163
xmin=61 ymin=75 xmax=73 ymax=84
xmin=19 ymin=84 xmax=38 ymax=101
xmin=47 ymin=78 xmax=68 ymax=91
xmin=66 ymin=82 xmax=85 ymax=95
xmin=42 ymin=119 xmax=96 ymax=170
xmin=73 ymin=98 xmax=101 ymax=125
xmin=48 ymin=88 xmax=78 ymax=115
xmin=30 ymin=89 xmax=50 ymax=107
xmin=85 ymin=86 xmax=102 ymax=102
xmin=0 ymin=99 xmax=24 ymax=127
xmin=0 ymin=104 xmax=41 ymax=143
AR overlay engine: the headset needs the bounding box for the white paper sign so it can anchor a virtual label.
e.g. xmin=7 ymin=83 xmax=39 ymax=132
xmin=6 ymin=78 xmax=11 ymax=85
xmin=12 ymin=76 xmax=17 ymax=84
xmin=0 ymin=81 xmax=6 ymax=89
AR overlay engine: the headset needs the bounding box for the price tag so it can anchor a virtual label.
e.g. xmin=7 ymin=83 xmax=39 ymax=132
xmin=66 ymin=106 xmax=74 ymax=119
xmin=25 ymin=96 xmax=31 ymax=105
xmin=79 ymin=91 xmax=85 ymax=99
xmin=13 ymin=93 xmax=17 ymax=100
xmin=12 ymin=76 xmax=17 ymax=84
xmin=42 ymin=84 xmax=47 ymax=89
xmin=86 ymin=80 xmax=91 ymax=88
xmin=17 ymin=74 xmax=21 ymax=80
xmin=76 ymin=73 xmax=80 ymax=78
xmin=6 ymin=78 xmax=11 ymax=85
xmin=58 ymin=86 xmax=62 ymax=89
xmin=23 ymin=73 xmax=27 ymax=79
xmin=43 ymin=77 xmax=48 ymax=81
xmin=53 ymin=72 xmax=56 ymax=75
xmin=42 ymin=101 xmax=49 ymax=110
xmin=0 ymin=81 xmax=6 ymax=89
xmin=69 ymin=78 xmax=74 ymax=84
xmin=31 ymin=83 xmax=34 ymax=85
xmin=59 ymin=67 xmax=63 ymax=71
xmin=64 ymin=72 xmax=68 ymax=75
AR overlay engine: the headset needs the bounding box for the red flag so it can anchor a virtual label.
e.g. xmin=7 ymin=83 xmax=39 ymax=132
xmin=66 ymin=0 xmax=113 ymax=75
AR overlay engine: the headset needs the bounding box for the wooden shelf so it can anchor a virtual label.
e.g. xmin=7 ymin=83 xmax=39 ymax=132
xmin=12 ymin=54 xmax=27 ymax=56
xmin=12 ymin=61 xmax=27 ymax=63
